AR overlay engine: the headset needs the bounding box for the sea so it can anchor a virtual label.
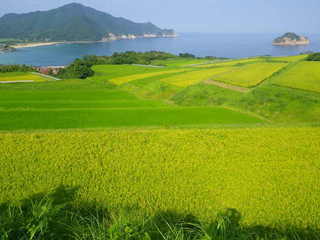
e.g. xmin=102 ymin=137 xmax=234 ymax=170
xmin=0 ymin=33 xmax=319 ymax=66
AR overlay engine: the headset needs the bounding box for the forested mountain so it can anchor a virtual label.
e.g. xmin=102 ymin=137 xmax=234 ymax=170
xmin=0 ymin=3 xmax=175 ymax=41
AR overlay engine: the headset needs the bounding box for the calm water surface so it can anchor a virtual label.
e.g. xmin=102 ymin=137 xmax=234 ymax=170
xmin=0 ymin=33 xmax=319 ymax=66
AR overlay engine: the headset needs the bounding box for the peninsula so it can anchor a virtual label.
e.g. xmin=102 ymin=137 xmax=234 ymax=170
xmin=273 ymin=32 xmax=310 ymax=46
xmin=0 ymin=3 xmax=176 ymax=43
xmin=0 ymin=44 xmax=16 ymax=53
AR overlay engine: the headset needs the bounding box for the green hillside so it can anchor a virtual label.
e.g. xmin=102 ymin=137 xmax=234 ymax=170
xmin=0 ymin=3 xmax=174 ymax=41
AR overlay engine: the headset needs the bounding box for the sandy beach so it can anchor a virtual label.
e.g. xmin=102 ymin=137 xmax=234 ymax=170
xmin=13 ymin=42 xmax=63 ymax=49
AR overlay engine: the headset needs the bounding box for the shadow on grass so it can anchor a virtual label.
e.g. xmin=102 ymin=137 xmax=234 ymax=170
xmin=0 ymin=185 xmax=319 ymax=240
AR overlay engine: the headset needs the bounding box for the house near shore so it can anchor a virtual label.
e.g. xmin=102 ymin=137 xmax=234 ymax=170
xmin=35 ymin=66 xmax=65 ymax=75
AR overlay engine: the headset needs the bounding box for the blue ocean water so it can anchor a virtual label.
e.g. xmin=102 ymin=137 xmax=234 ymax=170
xmin=0 ymin=33 xmax=319 ymax=66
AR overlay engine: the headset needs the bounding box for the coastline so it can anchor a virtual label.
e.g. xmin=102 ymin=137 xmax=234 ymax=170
xmin=13 ymin=42 xmax=64 ymax=49
xmin=13 ymin=34 xmax=178 ymax=49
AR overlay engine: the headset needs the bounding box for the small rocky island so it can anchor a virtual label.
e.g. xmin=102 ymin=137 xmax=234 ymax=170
xmin=273 ymin=32 xmax=310 ymax=46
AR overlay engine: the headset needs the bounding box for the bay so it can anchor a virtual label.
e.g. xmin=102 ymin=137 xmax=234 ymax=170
xmin=0 ymin=33 xmax=319 ymax=66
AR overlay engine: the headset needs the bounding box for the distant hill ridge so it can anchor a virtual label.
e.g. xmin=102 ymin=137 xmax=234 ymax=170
xmin=0 ymin=3 xmax=176 ymax=42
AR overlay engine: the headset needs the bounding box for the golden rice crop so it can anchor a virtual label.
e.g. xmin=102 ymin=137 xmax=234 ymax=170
xmin=161 ymin=67 xmax=233 ymax=87
xmin=212 ymin=62 xmax=287 ymax=87
xmin=110 ymin=69 xmax=188 ymax=85
xmin=271 ymin=61 xmax=320 ymax=93
xmin=0 ymin=72 xmax=48 ymax=82
xmin=0 ymin=127 xmax=319 ymax=227
xmin=196 ymin=58 xmax=262 ymax=68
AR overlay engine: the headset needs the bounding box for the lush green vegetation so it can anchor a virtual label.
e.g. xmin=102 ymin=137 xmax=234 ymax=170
xmin=0 ymin=64 xmax=34 ymax=73
xmin=58 ymin=59 xmax=94 ymax=79
xmin=0 ymin=3 xmax=174 ymax=41
xmin=1 ymin=187 xmax=319 ymax=240
xmin=271 ymin=61 xmax=320 ymax=93
xmin=0 ymin=38 xmax=23 ymax=44
xmin=306 ymin=52 xmax=320 ymax=61
xmin=83 ymin=52 xmax=176 ymax=66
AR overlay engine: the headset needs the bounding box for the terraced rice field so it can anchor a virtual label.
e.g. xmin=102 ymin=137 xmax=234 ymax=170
xmin=0 ymin=79 xmax=262 ymax=130
xmin=0 ymin=72 xmax=48 ymax=82
xmin=212 ymin=62 xmax=287 ymax=87
xmin=0 ymin=55 xmax=320 ymax=234
xmin=161 ymin=67 xmax=233 ymax=87
xmin=271 ymin=61 xmax=320 ymax=93
xmin=196 ymin=58 xmax=262 ymax=68
xmin=109 ymin=69 xmax=189 ymax=85
xmin=0 ymin=127 xmax=319 ymax=227
xmin=90 ymin=64 xmax=168 ymax=82
xmin=152 ymin=58 xmax=211 ymax=67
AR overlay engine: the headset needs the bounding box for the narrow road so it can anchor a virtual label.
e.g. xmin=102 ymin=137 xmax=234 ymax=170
xmin=131 ymin=64 xmax=164 ymax=68
xmin=0 ymin=80 xmax=34 ymax=84
xmin=32 ymin=72 xmax=62 ymax=81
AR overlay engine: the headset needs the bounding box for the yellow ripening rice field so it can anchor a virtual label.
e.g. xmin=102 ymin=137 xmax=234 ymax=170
xmin=109 ymin=69 xmax=188 ymax=85
xmin=212 ymin=62 xmax=287 ymax=87
xmin=195 ymin=58 xmax=262 ymax=68
xmin=0 ymin=127 xmax=319 ymax=227
xmin=271 ymin=61 xmax=320 ymax=93
xmin=0 ymin=72 xmax=48 ymax=82
xmin=161 ymin=67 xmax=233 ymax=87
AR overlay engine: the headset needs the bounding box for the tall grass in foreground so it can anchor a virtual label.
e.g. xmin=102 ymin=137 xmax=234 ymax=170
xmin=0 ymin=186 xmax=319 ymax=240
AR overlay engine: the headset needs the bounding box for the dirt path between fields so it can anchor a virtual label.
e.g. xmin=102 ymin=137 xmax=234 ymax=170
xmin=132 ymin=64 xmax=164 ymax=68
xmin=0 ymin=80 xmax=34 ymax=84
xmin=32 ymin=72 xmax=61 ymax=81
xmin=203 ymin=79 xmax=250 ymax=93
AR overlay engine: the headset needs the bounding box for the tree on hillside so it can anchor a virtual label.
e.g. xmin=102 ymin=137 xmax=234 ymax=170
xmin=58 ymin=59 xmax=94 ymax=79
xmin=306 ymin=53 xmax=320 ymax=61
xmin=179 ymin=53 xmax=196 ymax=58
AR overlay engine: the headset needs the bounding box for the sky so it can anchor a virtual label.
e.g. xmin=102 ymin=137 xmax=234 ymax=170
xmin=0 ymin=0 xmax=319 ymax=34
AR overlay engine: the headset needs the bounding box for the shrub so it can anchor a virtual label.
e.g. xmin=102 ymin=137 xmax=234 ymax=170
xmin=0 ymin=64 xmax=34 ymax=73
xmin=58 ymin=59 xmax=94 ymax=79
xmin=306 ymin=52 xmax=320 ymax=61
xmin=179 ymin=53 xmax=196 ymax=58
